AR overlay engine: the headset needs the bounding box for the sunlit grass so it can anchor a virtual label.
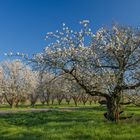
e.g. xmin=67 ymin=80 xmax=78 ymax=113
xmin=0 ymin=104 xmax=139 ymax=140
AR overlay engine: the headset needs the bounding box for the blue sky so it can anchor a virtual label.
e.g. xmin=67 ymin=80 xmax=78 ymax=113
xmin=0 ymin=0 xmax=140 ymax=60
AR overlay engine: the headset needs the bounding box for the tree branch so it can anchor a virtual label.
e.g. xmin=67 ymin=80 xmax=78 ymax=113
xmin=62 ymin=68 xmax=109 ymax=98
xmin=122 ymin=82 xmax=140 ymax=90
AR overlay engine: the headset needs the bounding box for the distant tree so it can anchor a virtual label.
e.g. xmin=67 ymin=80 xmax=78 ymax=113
xmin=0 ymin=60 xmax=38 ymax=107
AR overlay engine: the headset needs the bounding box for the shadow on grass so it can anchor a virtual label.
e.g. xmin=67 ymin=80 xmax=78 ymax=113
xmin=0 ymin=110 xmax=100 ymax=127
xmin=124 ymin=106 xmax=140 ymax=112
xmin=0 ymin=131 xmax=44 ymax=140
xmin=0 ymin=106 xmax=106 ymax=129
xmin=0 ymin=107 xmax=139 ymax=140
xmin=66 ymin=131 xmax=93 ymax=140
xmin=0 ymin=110 xmax=100 ymax=140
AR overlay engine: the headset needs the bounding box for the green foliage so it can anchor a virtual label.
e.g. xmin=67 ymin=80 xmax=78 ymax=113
xmin=0 ymin=105 xmax=139 ymax=140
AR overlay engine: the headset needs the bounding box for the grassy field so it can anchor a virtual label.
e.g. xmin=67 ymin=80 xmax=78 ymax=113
xmin=0 ymin=104 xmax=139 ymax=140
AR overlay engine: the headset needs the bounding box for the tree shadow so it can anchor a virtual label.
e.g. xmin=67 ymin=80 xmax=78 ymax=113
xmin=0 ymin=131 xmax=43 ymax=140
xmin=66 ymin=132 xmax=93 ymax=140
xmin=125 ymin=107 xmax=140 ymax=112
xmin=0 ymin=108 xmax=139 ymax=140
xmin=0 ymin=110 xmax=97 ymax=127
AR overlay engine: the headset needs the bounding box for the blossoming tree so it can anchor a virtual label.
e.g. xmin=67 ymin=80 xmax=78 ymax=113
xmin=16 ymin=20 xmax=140 ymax=121
xmin=0 ymin=60 xmax=38 ymax=107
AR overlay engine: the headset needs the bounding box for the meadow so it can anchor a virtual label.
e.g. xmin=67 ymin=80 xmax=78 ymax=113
xmin=0 ymin=103 xmax=139 ymax=140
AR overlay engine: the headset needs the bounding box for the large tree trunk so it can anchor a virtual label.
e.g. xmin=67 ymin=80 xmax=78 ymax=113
xmin=106 ymin=96 xmax=121 ymax=122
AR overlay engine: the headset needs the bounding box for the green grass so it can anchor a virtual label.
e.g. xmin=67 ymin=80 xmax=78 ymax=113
xmin=0 ymin=105 xmax=139 ymax=140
